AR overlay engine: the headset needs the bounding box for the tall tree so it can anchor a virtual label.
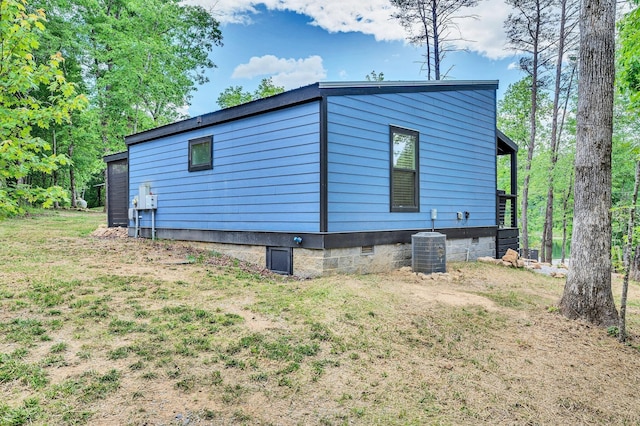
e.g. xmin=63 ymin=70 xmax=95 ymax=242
xmin=498 ymin=77 xmax=554 ymax=252
xmin=504 ymin=0 xmax=555 ymax=253
xmin=0 ymin=0 xmax=87 ymax=217
xmin=618 ymin=0 xmax=640 ymax=109
xmin=217 ymin=77 xmax=284 ymax=109
xmin=30 ymin=0 xmax=95 ymax=206
xmin=73 ymin=0 xmax=222 ymax=149
xmin=619 ymin=159 xmax=639 ymax=342
xmin=559 ymin=0 xmax=618 ymax=326
xmin=559 ymin=169 xmax=573 ymax=264
xmin=616 ymin=1 xmax=640 ymax=340
xmin=540 ymin=0 xmax=580 ymax=263
xmin=498 ymin=78 xmax=534 ymax=148
xmin=390 ymin=0 xmax=481 ymax=80
xmin=26 ymin=0 xmax=222 ymax=205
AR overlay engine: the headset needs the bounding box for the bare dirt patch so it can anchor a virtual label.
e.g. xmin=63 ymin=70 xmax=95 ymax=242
xmin=90 ymin=224 xmax=129 ymax=238
xmin=1 ymin=212 xmax=640 ymax=425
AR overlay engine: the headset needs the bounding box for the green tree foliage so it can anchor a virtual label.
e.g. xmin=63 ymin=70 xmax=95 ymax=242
xmin=22 ymin=0 xmax=222 ymax=206
xmin=614 ymin=2 xmax=640 ymax=249
xmin=254 ymin=77 xmax=285 ymax=99
xmin=613 ymin=2 xmax=640 ymax=258
xmin=498 ymin=77 xmax=557 ymax=248
xmin=615 ymin=1 xmax=640 ymax=341
xmin=498 ymin=78 xmax=533 ymax=148
xmin=540 ymin=0 xmax=579 ymax=263
xmin=618 ymin=1 xmax=640 ymax=108
xmin=0 ymin=0 xmax=87 ymax=217
xmin=217 ymin=77 xmax=285 ymax=109
xmin=504 ymin=0 xmax=556 ymax=251
xmin=216 ymin=86 xmax=253 ymax=109
xmin=500 ymin=3 xmax=639 ymax=271
xmin=365 ymin=70 xmax=385 ymax=81
xmin=37 ymin=0 xmax=222 ymax=147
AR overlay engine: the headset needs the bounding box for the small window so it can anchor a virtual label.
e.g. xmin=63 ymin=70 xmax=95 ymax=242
xmin=390 ymin=126 xmax=419 ymax=212
xmin=188 ymin=136 xmax=213 ymax=172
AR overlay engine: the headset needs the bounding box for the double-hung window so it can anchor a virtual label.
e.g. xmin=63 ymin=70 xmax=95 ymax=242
xmin=390 ymin=126 xmax=419 ymax=212
xmin=188 ymin=135 xmax=213 ymax=172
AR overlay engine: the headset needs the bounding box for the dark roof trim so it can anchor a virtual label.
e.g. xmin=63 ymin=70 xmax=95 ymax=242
xmin=126 ymin=84 xmax=322 ymax=146
xmin=497 ymin=129 xmax=518 ymax=154
xmin=126 ymin=80 xmax=499 ymax=146
xmin=103 ymin=151 xmax=128 ymax=162
xmin=317 ymin=80 xmax=498 ymax=96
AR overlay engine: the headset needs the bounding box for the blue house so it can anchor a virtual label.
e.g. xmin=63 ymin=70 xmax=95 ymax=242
xmin=108 ymin=81 xmax=518 ymax=277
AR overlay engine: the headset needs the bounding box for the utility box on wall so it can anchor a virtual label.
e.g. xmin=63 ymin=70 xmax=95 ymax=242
xmin=145 ymin=195 xmax=157 ymax=209
xmin=138 ymin=184 xmax=150 ymax=209
xmin=412 ymin=232 xmax=447 ymax=274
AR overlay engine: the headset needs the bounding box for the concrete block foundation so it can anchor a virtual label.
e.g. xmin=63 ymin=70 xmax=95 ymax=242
xmin=183 ymin=236 xmax=495 ymax=278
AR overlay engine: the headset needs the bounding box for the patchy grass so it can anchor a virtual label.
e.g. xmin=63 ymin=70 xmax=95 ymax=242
xmin=1 ymin=210 xmax=640 ymax=425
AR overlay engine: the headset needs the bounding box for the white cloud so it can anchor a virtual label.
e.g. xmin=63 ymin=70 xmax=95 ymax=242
xmin=187 ymin=0 xmax=513 ymax=59
xmin=186 ymin=0 xmax=404 ymax=40
xmin=452 ymin=0 xmax=513 ymax=59
xmin=231 ymin=55 xmax=327 ymax=89
xmin=507 ymin=61 xmax=519 ymax=70
xmin=186 ymin=1 xmax=259 ymax=25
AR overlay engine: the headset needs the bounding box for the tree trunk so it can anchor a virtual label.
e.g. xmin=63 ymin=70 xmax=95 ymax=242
xmin=521 ymin=166 xmax=532 ymax=252
xmin=103 ymin=168 xmax=108 ymax=213
xmin=559 ymin=0 xmax=618 ymax=327
xmin=52 ymin=129 xmax=59 ymax=209
xmin=541 ymin=187 xmax=554 ymax=262
xmin=561 ymin=172 xmax=573 ymax=265
xmin=630 ymin=246 xmax=640 ymax=282
xmin=521 ymin=1 xmax=542 ymax=253
xmin=541 ymin=0 xmax=570 ymax=263
xmin=418 ymin=1 xmax=432 ymax=80
xmin=431 ymin=0 xmax=440 ymax=80
xmin=620 ymin=161 xmax=640 ymax=342
xmin=68 ymin=144 xmax=76 ymax=208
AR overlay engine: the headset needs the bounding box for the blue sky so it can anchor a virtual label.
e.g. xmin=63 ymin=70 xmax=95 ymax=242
xmin=187 ymin=0 xmax=525 ymax=117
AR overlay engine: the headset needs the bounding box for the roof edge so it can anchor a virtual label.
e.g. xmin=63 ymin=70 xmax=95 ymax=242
xmin=126 ymin=83 xmax=321 ymax=146
xmin=318 ymin=80 xmax=498 ymax=89
xmin=497 ymin=129 xmax=518 ymax=153
xmin=126 ymin=80 xmax=500 ymax=146
xmin=103 ymin=151 xmax=128 ymax=162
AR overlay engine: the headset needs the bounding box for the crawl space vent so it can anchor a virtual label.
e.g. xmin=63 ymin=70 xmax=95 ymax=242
xmin=412 ymin=232 xmax=446 ymax=274
xmin=266 ymin=247 xmax=293 ymax=275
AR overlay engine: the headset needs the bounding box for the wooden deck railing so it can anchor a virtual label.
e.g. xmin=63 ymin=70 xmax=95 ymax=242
xmin=496 ymin=190 xmax=519 ymax=258
xmin=497 ymin=190 xmax=517 ymax=229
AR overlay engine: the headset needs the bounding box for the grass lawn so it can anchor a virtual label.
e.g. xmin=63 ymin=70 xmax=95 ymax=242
xmin=1 ymin=210 xmax=640 ymax=425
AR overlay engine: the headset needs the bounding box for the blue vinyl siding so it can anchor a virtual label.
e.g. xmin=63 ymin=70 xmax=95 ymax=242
xmin=326 ymin=89 xmax=497 ymax=232
xmin=129 ymin=102 xmax=321 ymax=232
